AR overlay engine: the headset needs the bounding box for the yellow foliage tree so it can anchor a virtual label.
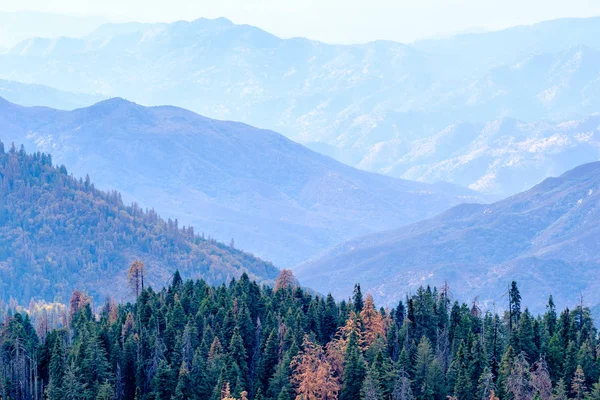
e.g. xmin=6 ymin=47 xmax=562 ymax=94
xmin=360 ymin=293 xmax=385 ymax=347
xmin=220 ymin=382 xmax=248 ymax=400
xmin=127 ymin=260 xmax=145 ymax=298
xmin=291 ymin=336 xmax=340 ymax=400
xmin=274 ymin=269 xmax=299 ymax=291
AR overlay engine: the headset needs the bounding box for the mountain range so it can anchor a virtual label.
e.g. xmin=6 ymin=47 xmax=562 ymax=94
xmin=0 ymin=78 xmax=105 ymax=110
xmin=375 ymin=114 xmax=600 ymax=195
xmin=1 ymin=17 xmax=599 ymax=197
xmin=0 ymin=97 xmax=479 ymax=268
xmin=0 ymin=143 xmax=278 ymax=304
xmin=295 ymin=162 xmax=600 ymax=313
xmin=0 ymin=11 xmax=107 ymax=48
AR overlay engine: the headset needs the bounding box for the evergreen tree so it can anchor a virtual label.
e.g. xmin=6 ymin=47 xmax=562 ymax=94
xmin=393 ymin=368 xmax=415 ymax=400
xmin=509 ymin=281 xmax=522 ymax=332
xmin=362 ymin=364 xmax=384 ymax=400
xmin=518 ymin=309 xmax=537 ymax=361
xmin=62 ymin=363 xmax=88 ymax=400
xmin=353 ymin=284 xmax=365 ymax=313
xmin=571 ymin=366 xmax=587 ymax=400
xmin=341 ymin=330 xmax=366 ymax=400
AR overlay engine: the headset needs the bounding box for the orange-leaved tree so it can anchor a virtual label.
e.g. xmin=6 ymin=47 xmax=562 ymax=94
xmin=291 ymin=335 xmax=340 ymax=400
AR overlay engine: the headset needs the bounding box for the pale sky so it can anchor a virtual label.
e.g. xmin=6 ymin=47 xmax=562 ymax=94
xmin=2 ymin=0 xmax=600 ymax=44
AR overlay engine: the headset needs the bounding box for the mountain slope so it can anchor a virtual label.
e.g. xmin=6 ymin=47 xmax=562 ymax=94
xmin=0 ymin=11 xmax=107 ymax=48
xmin=1 ymin=17 xmax=600 ymax=196
xmin=0 ymin=143 xmax=278 ymax=304
xmin=413 ymin=17 xmax=600 ymax=75
xmin=0 ymin=97 xmax=480 ymax=267
xmin=373 ymin=115 xmax=600 ymax=195
xmin=0 ymin=78 xmax=104 ymax=109
xmin=295 ymin=162 xmax=600 ymax=312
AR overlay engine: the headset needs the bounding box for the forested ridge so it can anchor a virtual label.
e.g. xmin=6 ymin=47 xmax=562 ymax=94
xmin=0 ymin=142 xmax=278 ymax=303
xmin=1 ymin=272 xmax=599 ymax=400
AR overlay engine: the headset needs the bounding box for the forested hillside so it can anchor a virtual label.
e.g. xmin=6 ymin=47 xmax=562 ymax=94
xmin=1 ymin=273 xmax=598 ymax=400
xmin=0 ymin=142 xmax=278 ymax=303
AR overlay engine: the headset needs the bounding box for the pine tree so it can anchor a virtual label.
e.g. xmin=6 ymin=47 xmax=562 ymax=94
xmin=173 ymin=361 xmax=192 ymax=400
xmin=529 ymin=359 xmax=552 ymax=400
xmin=564 ymin=341 xmax=578 ymax=385
xmin=509 ymin=281 xmax=522 ymax=332
xmin=95 ymin=380 xmax=115 ymax=400
xmin=552 ymin=379 xmax=568 ymax=400
xmin=415 ymin=336 xmax=435 ymax=399
xmin=353 ymin=284 xmax=365 ymax=313
xmin=518 ymin=309 xmax=537 ymax=361
xmin=152 ymin=359 xmax=175 ymax=400
xmin=61 ymin=362 xmax=88 ymax=400
xmin=362 ymin=364 xmax=384 ymax=400
xmin=588 ymin=378 xmax=600 ymax=400
xmin=259 ymin=328 xmax=279 ymax=389
xmin=392 ymin=368 xmax=415 ymax=400
xmin=497 ymin=346 xmax=516 ymax=400
xmin=229 ymin=327 xmax=249 ymax=383
xmin=268 ymin=352 xmax=292 ymax=399
xmin=577 ymin=341 xmax=597 ymax=386
xmin=547 ymin=333 xmax=564 ymax=383
xmin=544 ymin=296 xmax=557 ymax=337
xmin=46 ymin=338 xmax=66 ymax=400
xmin=571 ymin=366 xmax=587 ymax=400
xmin=506 ymin=352 xmax=533 ymax=400
xmin=341 ymin=330 xmax=366 ymax=400
xmin=454 ymin=349 xmax=474 ymax=400
xmin=477 ymin=368 xmax=496 ymax=400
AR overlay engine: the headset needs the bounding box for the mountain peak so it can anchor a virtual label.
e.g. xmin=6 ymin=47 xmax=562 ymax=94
xmin=83 ymin=97 xmax=138 ymax=112
xmin=190 ymin=17 xmax=234 ymax=27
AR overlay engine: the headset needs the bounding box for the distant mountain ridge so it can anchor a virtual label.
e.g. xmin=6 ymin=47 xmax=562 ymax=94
xmin=0 ymin=78 xmax=104 ymax=110
xmin=295 ymin=162 xmax=600 ymax=313
xmin=0 ymin=97 xmax=480 ymax=268
xmin=0 ymin=143 xmax=279 ymax=304
xmin=2 ymin=17 xmax=600 ymax=197
xmin=376 ymin=114 xmax=600 ymax=195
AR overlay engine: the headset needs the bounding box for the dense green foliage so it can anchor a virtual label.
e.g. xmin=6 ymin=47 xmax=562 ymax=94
xmin=0 ymin=142 xmax=278 ymax=303
xmin=1 ymin=275 xmax=599 ymax=400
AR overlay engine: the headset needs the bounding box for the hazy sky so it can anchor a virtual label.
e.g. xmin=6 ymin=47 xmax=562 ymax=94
xmin=2 ymin=0 xmax=600 ymax=44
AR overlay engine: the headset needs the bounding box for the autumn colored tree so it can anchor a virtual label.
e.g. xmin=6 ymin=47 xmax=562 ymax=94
xmin=360 ymin=294 xmax=385 ymax=348
xmin=291 ymin=336 xmax=340 ymax=400
xmin=274 ymin=269 xmax=299 ymax=291
xmin=506 ymin=352 xmax=534 ymax=400
xmin=127 ymin=260 xmax=146 ymax=298
xmin=571 ymin=366 xmax=587 ymax=400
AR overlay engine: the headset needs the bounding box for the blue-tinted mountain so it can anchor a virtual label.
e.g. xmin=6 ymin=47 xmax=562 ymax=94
xmin=413 ymin=17 xmax=600 ymax=75
xmin=0 ymin=97 xmax=480 ymax=268
xmin=0 ymin=78 xmax=104 ymax=109
xmin=370 ymin=114 xmax=600 ymax=196
xmin=2 ymin=17 xmax=599 ymax=197
xmin=295 ymin=162 xmax=600 ymax=313
xmin=0 ymin=11 xmax=107 ymax=48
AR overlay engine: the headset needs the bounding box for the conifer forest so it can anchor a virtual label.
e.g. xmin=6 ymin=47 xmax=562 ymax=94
xmin=2 ymin=270 xmax=598 ymax=400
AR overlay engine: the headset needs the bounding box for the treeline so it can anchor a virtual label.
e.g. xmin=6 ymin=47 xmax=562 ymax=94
xmin=1 ymin=272 xmax=599 ymax=400
xmin=0 ymin=142 xmax=278 ymax=303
